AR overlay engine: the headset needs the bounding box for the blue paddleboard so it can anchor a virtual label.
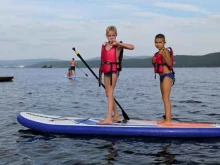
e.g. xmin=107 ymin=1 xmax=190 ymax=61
xmin=17 ymin=112 xmax=220 ymax=138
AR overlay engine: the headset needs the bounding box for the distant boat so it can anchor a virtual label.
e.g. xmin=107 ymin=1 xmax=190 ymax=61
xmin=18 ymin=65 xmax=25 ymax=68
xmin=42 ymin=65 xmax=52 ymax=68
xmin=0 ymin=76 xmax=14 ymax=82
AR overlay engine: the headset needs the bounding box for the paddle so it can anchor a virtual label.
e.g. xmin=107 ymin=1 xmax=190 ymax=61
xmin=76 ymin=66 xmax=88 ymax=76
xmin=72 ymin=47 xmax=130 ymax=121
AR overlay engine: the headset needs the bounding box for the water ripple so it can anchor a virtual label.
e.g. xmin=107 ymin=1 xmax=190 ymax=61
xmin=0 ymin=68 xmax=220 ymax=164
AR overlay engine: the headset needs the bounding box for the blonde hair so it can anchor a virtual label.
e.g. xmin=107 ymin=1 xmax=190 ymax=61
xmin=106 ymin=26 xmax=117 ymax=35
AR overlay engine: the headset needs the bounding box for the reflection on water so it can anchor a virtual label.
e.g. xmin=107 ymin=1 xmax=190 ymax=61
xmin=156 ymin=144 xmax=176 ymax=164
xmin=105 ymin=143 xmax=118 ymax=163
xmin=15 ymin=128 xmax=220 ymax=165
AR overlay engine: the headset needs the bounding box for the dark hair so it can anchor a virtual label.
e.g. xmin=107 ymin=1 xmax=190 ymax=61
xmin=155 ymin=34 xmax=165 ymax=40
xmin=72 ymin=58 xmax=75 ymax=60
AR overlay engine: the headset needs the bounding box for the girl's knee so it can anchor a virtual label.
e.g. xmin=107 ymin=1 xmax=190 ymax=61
xmin=105 ymin=91 xmax=113 ymax=98
xmin=106 ymin=93 xmax=111 ymax=98
xmin=162 ymin=95 xmax=170 ymax=102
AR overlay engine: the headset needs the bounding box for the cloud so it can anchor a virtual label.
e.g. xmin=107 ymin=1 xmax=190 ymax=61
xmin=0 ymin=0 xmax=219 ymax=60
xmin=133 ymin=11 xmax=168 ymax=18
xmin=108 ymin=4 xmax=139 ymax=10
xmin=209 ymin=14 xmax=220 ymax=21
xmin=0 ymin=0 xmax=83 ymax=22
xmin=154 ymin=2 xmax=210 ymax=14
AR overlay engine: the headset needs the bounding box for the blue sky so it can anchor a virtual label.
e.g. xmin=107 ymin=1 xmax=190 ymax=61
xmin=0 ymin=0 xmax=220 ymax=60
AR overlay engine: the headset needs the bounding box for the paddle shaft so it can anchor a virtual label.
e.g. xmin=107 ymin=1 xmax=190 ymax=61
xmin=72 ymin=48 xmax=130 ymax=120
xmin=76 ymin=66 xmax=88 ymax=76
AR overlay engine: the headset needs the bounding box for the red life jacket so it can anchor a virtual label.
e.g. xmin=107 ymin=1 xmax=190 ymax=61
xmin=99 ymin=42 xmax=123 ymax=86
xmin=99 ymin=43 xmax=118 ymax=74
xmin=153 ymin=47 xmax=174 ymax=74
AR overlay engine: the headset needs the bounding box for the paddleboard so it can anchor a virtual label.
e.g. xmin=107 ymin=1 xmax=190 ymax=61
xmin=17 ymin=112 xmax=220 ymax=138
xmin=65 ymin=75 xmax=78 ymax=79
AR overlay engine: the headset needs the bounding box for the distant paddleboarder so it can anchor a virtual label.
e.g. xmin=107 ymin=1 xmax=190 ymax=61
xmin=67 ymin=58 xmax=77 ymax=76
xmin=70 ymin=58 xmax=77 ymax=75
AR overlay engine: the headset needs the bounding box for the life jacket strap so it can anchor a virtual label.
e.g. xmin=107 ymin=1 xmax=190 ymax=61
xmin=171 ymin=70 xmax=175 ymax=86
xmin=99 ymin=70 xmax=102 ymax=87
xmin=101 ymin=61 xmax=119 ymax=65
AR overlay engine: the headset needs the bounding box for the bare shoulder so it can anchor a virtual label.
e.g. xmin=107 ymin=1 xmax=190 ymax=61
xmin=163 ymin=48 xmax=170 ymax=53
xmin=161 ymin=48 xmax=170 ymax=56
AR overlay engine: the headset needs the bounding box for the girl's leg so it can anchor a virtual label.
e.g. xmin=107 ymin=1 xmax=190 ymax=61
xmin=157 ymin=82 xmax=165 ymax=123
xmin=157 ymin=82 xmax=169 ymax=123
xmin=112 ymin=73 xmax=120 ymax=121
xmin=112 ymin=98 xmax=120 ymax=122
xmin=160 ymin=82 xmax=165 ymax=114
xmin=161 ymin=77 xmax=173 ymax=123
xmin=97 ymin=73 xmax=118 ymax=124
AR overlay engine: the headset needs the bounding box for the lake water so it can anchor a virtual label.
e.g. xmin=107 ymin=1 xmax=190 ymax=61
xmin=0 ymin=68 xmax=220 ymax=165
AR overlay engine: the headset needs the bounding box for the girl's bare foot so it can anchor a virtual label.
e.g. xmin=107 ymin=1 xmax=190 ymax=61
xmin=112 ymin=115 xmax=120 ymax=122
xmin=97 ymin=118 xmax=112 ymax=125
xmin=157 ymin=119 xmax=165 ymax=124
xmin=164 ymin=120 xmax=172 ymax=124
xmin=157 ymin=119 xmax=172 ymax=124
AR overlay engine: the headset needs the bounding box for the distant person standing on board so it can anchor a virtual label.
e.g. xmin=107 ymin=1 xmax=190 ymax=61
xmin=69 ymin=58 xmax=77 ymax=76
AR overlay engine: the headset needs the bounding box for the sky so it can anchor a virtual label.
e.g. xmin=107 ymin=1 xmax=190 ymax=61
xmin=0 ymin=0 xmax=220 ymax=60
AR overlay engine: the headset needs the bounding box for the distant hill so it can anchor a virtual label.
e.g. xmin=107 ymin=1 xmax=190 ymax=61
xmin=2 ymin=52 xmax=220 ymax=68
xmin=26 ymin=52 xmax=220 ymax=68
xmin=0 ymin=58 xmax=62 ymax=67
xmin=174 ymin=52 xmax=220 ymax=67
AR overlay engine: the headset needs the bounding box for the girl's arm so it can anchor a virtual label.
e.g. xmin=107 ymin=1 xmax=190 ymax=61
xmin=117 ymin=41 xmax=134 ymax=50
